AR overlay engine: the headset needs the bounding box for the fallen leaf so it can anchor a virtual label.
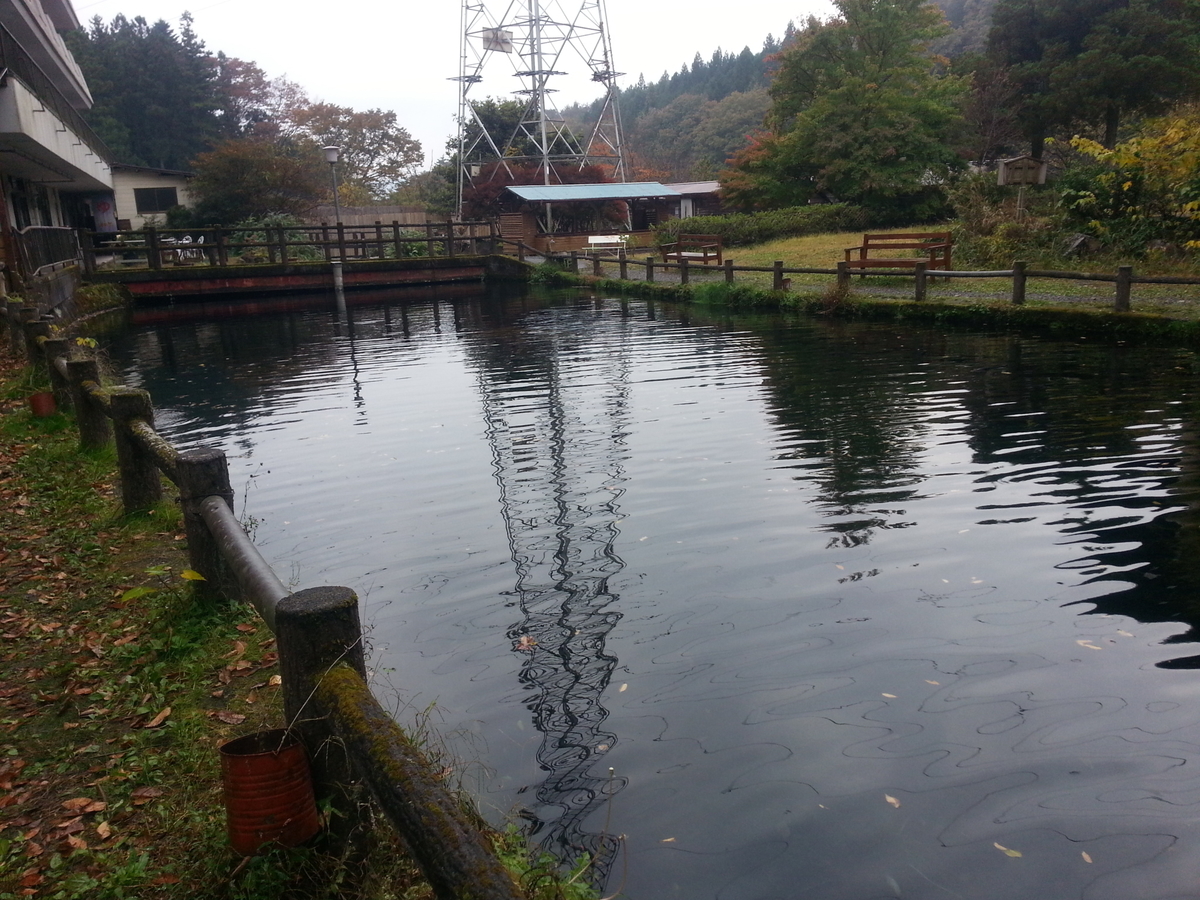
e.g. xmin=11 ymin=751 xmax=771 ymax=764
xmin=152 ymin=874 xmax=181 ymax=885
xmin=180 ymin=570 xmax=206 ymax=581
xmin=882 ymin=693 xmax=897 ymax=699
xmin=62 ymin=797 xmax=97 ymax=812
xmin=66 ymin=834 xmax=87 ymax=850
xmin=925 ymin=680 xmax=940 ymax=685
xmin=215 ymin=710 xmax=246 ymax=725
xmin=618 ymin=683 xmax=627 ymax=692
xmin=1081 ymin=851 xmax=1093 ymax=863
xmin=885 ymin=794 xmax=901 ymax=808
xmin=514 ymin=635 xmax=537 ymax=651
xmin=143 ymin=707 xmax=171 ymax=728
xmin=660 ymin=837 xmax=675 ymax=842
xmin=96 ymin=822 xmax=112 ymax=839
xmin=268 ymin=675 xmax=282 ymax=686
xmin=994 ymin=843 xmax=1022 ymax=858
xmin=1117 ymin=630 xmax=1134 ymax=638
xmin=130 ymin=786 xmax=164 ymax=805
xmin=25 ymin=841 xmax=43 ymax=858
xmin=236 ymin=623 xmax=256 ymax=633
xmin=225 ymin=641 xmax=246 ymax=659
xmin=1076 ymin=640 xmax=1103 ymax=651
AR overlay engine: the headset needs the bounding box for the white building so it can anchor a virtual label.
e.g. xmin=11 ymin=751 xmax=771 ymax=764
xmin=0 ymin=0 xmax=112 ymax=286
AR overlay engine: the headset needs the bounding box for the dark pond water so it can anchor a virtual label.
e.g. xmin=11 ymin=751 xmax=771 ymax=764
xmin=109 ymin=286 xmax=1200 ymax=900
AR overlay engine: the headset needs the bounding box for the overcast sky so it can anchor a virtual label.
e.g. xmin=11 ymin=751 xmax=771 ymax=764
xmin=69 ymin=0 xmax=836 ymax=169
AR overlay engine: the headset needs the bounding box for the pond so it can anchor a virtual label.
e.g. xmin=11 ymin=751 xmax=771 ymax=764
xmin=109 ymin=285 xmax=1200 ymax=900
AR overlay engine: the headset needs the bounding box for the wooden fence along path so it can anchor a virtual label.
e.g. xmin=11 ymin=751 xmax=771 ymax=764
xmin=1 ymin=301 xmax=523 ymax=900
xmin=80 ymin=221 xmax=498 ymax=274
xmin=548 ymin=250 xmax=1200 ymax=313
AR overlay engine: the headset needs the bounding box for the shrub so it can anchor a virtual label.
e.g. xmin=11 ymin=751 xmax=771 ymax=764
xmin=652 ymin=204 xmax=871 ymax=248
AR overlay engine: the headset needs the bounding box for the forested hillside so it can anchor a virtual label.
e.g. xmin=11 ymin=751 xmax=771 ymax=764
xmin=572 ymin=2 xmax=996 ymax=182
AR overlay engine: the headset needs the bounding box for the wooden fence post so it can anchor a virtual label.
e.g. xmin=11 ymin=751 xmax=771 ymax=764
xmin=1115 ymin=265 xmax=1133 ymax=312
xmin=23 ymin=320 xmax=49 ymax=368
xmin=837 ymin=261 xmax=850 ymax=291
xmin=570 ymin=251 xmax=579 ymax=274
xmin=392 ymin=221 xmax=402 ymax=259
xmin=215 ymin=228 xmax=229 ymax=267
xmin=78 ymin=229 xmax=95 ymax=276
xmin=517 ymin=242 xmax=526 ymax=263
xmin=1012 ymin=261 xmax=1027 ymax=306
xmin=110 ymin=388 xmax=163 ymax=514
xmin=278 ymin=228 xmax=290 ymax=264
xmin=145 ymin=227 xmax=161 ymax=271
xmin=175 ymin=448 xmax=237 ymax=598
xmin=275 ymin=586 xmax=367 ymax=827
xmin=773 ymin=260 xmax=785 ymax=291
xmin=680 ymin=258 xmax=690 ymax=285
xmin=42 ymin=338 xmax=71 ymax=409
xmin=913 ymin=262 xmax=927 ymax=302
xmin=725 ymin=259 xmax=734 ymax=284
xmin=646 ymin=257 xmax=655 ymax=283
xmin=67 ymin=359 xmax=110 ymax=450
xmin=6 ymin=300 xmax=22 ymax=353
xmin=619 ymin=251 xmax=628 ymax=281
xmin=592 ymin=254 xmax=602 ymax=277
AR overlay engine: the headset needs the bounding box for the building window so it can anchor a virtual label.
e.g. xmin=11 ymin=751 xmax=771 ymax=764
xmin=133 ymin=187 xmax=179 ymax=214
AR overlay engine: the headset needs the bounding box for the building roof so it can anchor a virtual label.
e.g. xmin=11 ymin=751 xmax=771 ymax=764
xmin=507 ymin=182 xmax=681 ymax=202
xmin=111 ymin=163 xmax=195 ymax=178
xmin=664 ymin=181 xmax=721 ymax=196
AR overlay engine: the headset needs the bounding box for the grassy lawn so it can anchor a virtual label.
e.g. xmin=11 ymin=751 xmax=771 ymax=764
xmin=632 ymin=227 xmax=1200 ymax=320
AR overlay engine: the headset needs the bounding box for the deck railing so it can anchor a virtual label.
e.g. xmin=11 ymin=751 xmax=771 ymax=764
xmin=80 ymin=221 xmax=499 ymax=274
xmin=12 ymin=225 xmax=81 ymax=278
xmin=2 ymin=300 xmax=522 ymax=900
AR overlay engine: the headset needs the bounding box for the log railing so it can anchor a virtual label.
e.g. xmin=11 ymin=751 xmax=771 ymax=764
xmin=1 ymin=301 xmax=522 ymax=900
xmin=79 ymin=221 xmax=498 ymax=274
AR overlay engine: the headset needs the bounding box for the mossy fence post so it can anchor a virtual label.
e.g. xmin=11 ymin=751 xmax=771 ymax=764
xmin=42 ymin=337 xmax=71 ymax=409
xmin=275 ymin=586 xmax=367 ymax=838
xmin=23 ymin=319 xmax=49 ymax=368
xmin=175 ymin=448 xmax=237 ymax=598
xmin=680 ymin=258 xmax=690 ymax=285
xmin=66 ymin=359 xmax=110 ymax=450
xmin=724 ymin=259 xmax=734 ymax=284
xmin=6 ymin=300 xmax=21 ymax=353
xmin=645 ymin=256 xmax=655 ymax=283
xmin=914 ymin=262 xmax=927 ymax=302
xmin=109 ymin=387 xmax=163 ymax=513
xmin=773 ymin=260 xmax=785 ymax=291
xmin=837 ymin=261 xmax=851 ymax=291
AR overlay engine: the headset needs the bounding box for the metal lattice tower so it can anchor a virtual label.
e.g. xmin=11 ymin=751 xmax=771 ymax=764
xmin=455 ymin=0 xmax=626 ymax=216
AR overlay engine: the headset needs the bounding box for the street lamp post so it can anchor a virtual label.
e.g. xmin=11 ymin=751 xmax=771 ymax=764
xmin=323 ymin=145 xmax=342 ymax=225
xmin=324 ymin=145 xmax=345 ymax=300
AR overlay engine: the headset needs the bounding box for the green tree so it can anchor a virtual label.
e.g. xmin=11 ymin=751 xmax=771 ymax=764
xmin=66 ymin=14 xmax=219 ymax=169
xmin=722 ymin=0 xmax=967 ymax=218
xmin=987 ymin=0 xmax=1200 ymax=152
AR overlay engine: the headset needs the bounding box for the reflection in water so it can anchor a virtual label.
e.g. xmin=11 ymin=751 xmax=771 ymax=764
xmin=470 ymin=306 xmax=631 ymax=880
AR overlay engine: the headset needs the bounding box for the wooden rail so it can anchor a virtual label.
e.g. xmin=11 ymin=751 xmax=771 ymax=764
xmin=1 ymin=302 xmax=522 ymax=900
xmin=79 ymin=221 xmax=499 ymax=274
xmin=544 ymin=251 xmax=1191 ymax=313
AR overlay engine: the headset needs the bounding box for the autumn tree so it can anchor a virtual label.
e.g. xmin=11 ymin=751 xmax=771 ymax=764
xmin=722 ymin=0 xmax=967 ymax=219
xmin=188 ymin=138 xmax=326 ymax=224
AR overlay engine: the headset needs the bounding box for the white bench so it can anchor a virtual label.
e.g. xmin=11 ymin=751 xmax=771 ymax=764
xmin=586 ymin=234 xmax=628 ymax=256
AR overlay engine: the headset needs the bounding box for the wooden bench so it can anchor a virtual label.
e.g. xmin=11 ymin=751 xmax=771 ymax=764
xmin=586 ymin=234 xmax=628 ymax=256
xmin=660 ymin=234 xmax=723 ymax=266
xmin=844 ymin=232 xmax=952 ymax=272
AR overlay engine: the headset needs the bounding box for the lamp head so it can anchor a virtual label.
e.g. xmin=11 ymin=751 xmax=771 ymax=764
xmin=323 ymin=145 xmax=340 ymax=165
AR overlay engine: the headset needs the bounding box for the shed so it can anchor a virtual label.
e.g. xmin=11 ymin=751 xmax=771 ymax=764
xmin=503 ymin=182 xmax=683 ymax=252
xmin=112 ymin=163 xmax=194 ymax=230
